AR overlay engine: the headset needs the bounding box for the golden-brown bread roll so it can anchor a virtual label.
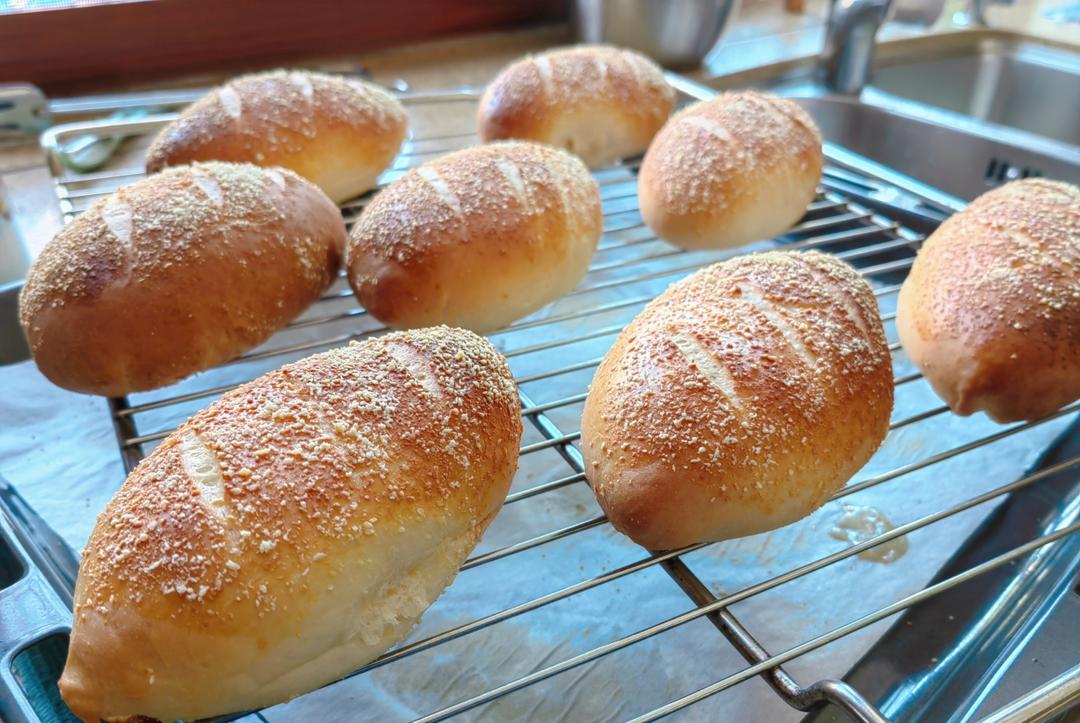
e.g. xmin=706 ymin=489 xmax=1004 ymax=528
xmin=19 ymin=162 xmax=344 ymax=396
xmin=146 ymin=70 xmax=407 ymax=202
xmin=638 ymin=91 xmax=823 ymax=250
xmin=477 ymin=45 xmax=674 ymax=167
xmin=581 ymin=250 xmax=893 ymax=550
xmin=346 ymin=140 xmax=602 ymax=333
xmin=59 ymin=327 xmax=522 ymax=722
xmin=897 ymin=178 xmax=1080 ymax=423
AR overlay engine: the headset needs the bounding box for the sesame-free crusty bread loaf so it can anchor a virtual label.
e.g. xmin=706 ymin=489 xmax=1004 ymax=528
xmin=897 ymin=179 xmax=1080 ymax=423
xmin=146 ymin=70 xmax=407 ymax=202
xmin=478 ymin=45 xmax=674 ymax=167
xmin=19 ymin=162 xmax=344 ymax=396
xmin=638 ymin=91 xmax=823 ymax=250
xmin=59 ymin=327 xmax=522 ymax=722
xmin=581 ymin=251 xmax=893 ymax=550
xmin=346 ymin=141 xmax=602 ymax=333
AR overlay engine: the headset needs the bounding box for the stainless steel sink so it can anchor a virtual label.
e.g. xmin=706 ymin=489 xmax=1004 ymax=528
xmin=790 ymin=91 xmax=1080 ymax=200
xmin=713 ymin=31 xmax=1080 ymax=202
xmin=872 ymin=35 xmax=1080 ymax=147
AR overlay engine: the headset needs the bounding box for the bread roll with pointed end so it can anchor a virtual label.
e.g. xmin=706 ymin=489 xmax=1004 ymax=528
xmin=18 ymin=162 xmax=344 ymax=396
xmin=638 ymin=91 xmax=823 ymax=250
xmin=146 ymin=70 xmax=407 ymax=202
xmin=346 ymin=141 xmax=602 ymax=333
xmin=59 ymin=327 xmax=522 ymax=722
xmin=478 ymin=45 xmax=674 ymax=167
xmin=581 ymin=251 xmax=892 ymax=550
xmin=897 ymin=179 xmax=1080 ymax=423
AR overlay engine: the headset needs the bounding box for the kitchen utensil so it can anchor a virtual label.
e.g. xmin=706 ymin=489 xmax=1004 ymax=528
xmin=573 ymin=0 xmax=740 ymax=68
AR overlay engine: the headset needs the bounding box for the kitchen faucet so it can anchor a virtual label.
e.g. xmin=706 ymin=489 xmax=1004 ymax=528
xmin=822 ymin=0 xmax=893 ymax=94
xmin=823 ymin=0 xmax=1009 ymax=94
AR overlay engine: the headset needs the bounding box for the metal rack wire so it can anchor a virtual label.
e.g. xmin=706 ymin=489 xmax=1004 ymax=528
xmin=34 ymin=80 xmax=1080 ymax=722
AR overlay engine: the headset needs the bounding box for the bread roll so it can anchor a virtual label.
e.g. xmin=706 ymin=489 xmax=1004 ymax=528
xmin=581 ymin=250 xmax=892 ymax=550
xmin=638 ymin=91 xmax=823 ymax=250
xmin=59 ymin=326 xmax=522 ymax=722
xmin=347 ymin=141 xmax=602 ymax=333
xmin=19 ymin=162 xmax=344 ymax=396
xmin=146 ymin=70 xmax=407 ymax=202
xmin=478 ymin=45 xmax=674 ymax=167
xmin=897 ymin=179 xmax=1080 ymax=423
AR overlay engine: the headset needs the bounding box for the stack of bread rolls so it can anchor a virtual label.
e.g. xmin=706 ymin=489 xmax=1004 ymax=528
xmin=28 ymin=44 xmax=1080 ymax=723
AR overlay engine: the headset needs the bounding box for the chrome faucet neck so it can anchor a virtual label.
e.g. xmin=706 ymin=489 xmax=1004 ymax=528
xmin=822 ymin=0 xmax=893 ymax=95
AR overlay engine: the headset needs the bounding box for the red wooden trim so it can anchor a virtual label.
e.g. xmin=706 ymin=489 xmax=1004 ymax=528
xmin=0 ymin=0 xmax=568 ymax=92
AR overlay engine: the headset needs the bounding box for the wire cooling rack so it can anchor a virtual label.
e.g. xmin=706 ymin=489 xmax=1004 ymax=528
xmin=31 ymin=77 xmax=1080 ymax=722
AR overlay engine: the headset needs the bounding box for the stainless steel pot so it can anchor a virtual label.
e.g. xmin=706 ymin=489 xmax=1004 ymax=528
xmin=573 ymin=0 xmax=741 ymax=68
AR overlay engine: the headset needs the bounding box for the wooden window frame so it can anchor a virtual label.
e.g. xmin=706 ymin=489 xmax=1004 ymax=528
xmin=0 ymin=0 xmax=567 ymax=92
